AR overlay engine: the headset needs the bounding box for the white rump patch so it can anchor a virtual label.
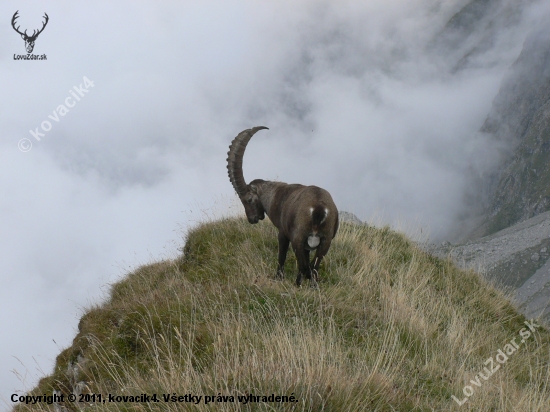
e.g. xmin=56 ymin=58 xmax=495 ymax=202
xmin=308 ymin=235 xmax=320 ymax=249
xmin=310 ymin=207 xmax=314 ymax=215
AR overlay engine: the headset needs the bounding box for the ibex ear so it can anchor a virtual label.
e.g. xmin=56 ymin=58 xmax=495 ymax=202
xmin=249 ymin=183 xmax=258 ymax=194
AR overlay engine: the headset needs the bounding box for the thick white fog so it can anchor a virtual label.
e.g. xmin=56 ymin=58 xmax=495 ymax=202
xmin=1 ymin=0 xmax=548 ymax=408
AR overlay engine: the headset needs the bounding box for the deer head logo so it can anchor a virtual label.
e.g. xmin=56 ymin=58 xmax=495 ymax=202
xmin=11 ymin=11 xmax=49 ymax=54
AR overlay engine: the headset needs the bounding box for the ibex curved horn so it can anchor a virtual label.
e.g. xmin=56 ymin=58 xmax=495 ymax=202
xmin=227 ymin=126 xmax=268 ymax=197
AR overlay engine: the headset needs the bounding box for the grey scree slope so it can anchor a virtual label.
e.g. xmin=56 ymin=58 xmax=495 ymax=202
xmin=425 ymin=210 xmax=550 ymax=325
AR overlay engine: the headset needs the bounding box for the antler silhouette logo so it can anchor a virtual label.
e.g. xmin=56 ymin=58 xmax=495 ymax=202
xmin=11 ymin=11 xmax=49 ymax=53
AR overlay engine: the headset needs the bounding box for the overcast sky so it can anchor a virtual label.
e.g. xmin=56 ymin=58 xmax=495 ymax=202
xmin=1 ymin=0 xmax=548 ymax=408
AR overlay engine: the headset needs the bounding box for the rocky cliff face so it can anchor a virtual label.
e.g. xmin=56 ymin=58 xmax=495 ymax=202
xmin=479 ymin=27 xmax=550 ymax=236
xmin=429 ymin=2 xmax=550 ymax=326
xmin=430 ymin=0 xmax=531 ymax=72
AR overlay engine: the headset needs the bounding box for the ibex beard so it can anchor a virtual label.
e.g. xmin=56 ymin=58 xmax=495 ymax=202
xmin=227 ymin=126 xmax=339 ymax=288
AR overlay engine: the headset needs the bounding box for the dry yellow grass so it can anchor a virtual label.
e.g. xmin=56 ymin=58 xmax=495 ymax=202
xmin=13 ymin=217 xmax=550 ymax=411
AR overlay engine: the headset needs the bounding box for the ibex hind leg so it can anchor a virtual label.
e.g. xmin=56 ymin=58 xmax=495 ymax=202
xmin=277 ymin=233 xmax=290 ymax=280
xmin=309 ymin=240 xmax=329 ymax=288
xmin=310 ymin=255 xmax=323 ymax=279
xmin=309 ymin=273 xmax=319 ymax=289
xmin=304 ymin=250 xmax=311 ymax=279
xmin=296 ymin=271 xmax=316 ymax=288
xmin=304 ymin=250 xmax=319 ymax=289
xmin=294 ymin=245 xmax=311 ymax=288
xmin=310 ymin=262 xmax=320 ymax=289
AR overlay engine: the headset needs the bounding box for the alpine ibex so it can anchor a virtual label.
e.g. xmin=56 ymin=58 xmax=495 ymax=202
xmin=227 ymin=126 xmax=339 ymax=287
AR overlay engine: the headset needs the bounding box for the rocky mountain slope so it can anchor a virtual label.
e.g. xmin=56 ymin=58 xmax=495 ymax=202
xmin=427 ymin=210 xmax=550 ymax=325
xmin=428 ymin=3 xmax=550 ymax=324
xmin=477 ymin=25 xmax=550 ymax=236
xmin=430 ymin=0 xmax=536 ymax=72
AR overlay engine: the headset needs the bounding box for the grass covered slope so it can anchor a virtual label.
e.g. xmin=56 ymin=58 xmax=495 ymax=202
xmin=17 ymin=218 xmax=550 ymax=411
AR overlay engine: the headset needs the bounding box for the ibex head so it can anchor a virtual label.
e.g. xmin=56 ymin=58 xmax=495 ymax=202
xmin=227 ymin=126 xmax=268 ymax=224
xmin=12 ymin=11 xmax=49 ymax=54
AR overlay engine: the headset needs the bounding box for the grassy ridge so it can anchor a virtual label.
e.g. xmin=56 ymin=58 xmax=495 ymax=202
xmin=16 ymin=218 xmax=550 ymax=411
